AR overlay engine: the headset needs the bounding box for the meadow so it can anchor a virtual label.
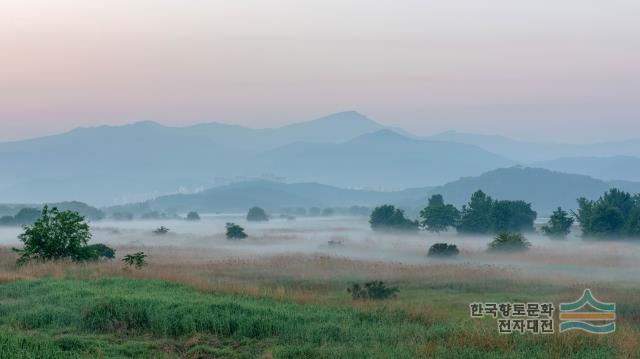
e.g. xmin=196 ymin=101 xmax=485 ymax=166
xmin=1 ymin=216 xmax=639 ymax=358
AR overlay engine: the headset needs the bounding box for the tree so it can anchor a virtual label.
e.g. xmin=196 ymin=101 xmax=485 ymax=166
xmin=490 ymin=200 xmax=537 ymax=233
xmin=246 ymin=207 xmax=269 ymax=222
xmin=427 ymin=243 xmax=460 ymax=258
xmin=456 ymin=190 xmax=494 ymax=234
xmin=488 ymin=232 xmax=531 ymax=252
xmin=226 ymin=223 xmax=247 ymax=239
xmin=574 ymin=189 xmax=640 ymax=238
xmin=186 ymin=211 xmax=201 ymax=221
xmin=419 ymin=194 xmax=459 ymax=233
xmin=369 ymin=205 xmax=418 ymax=232
xmin=14 ymin=206 xmax=95 ymax=264
xmin=321 ymin=208 xmax=335 ymax=217
xmin=541 ymin=207 xmax=574 ymax=238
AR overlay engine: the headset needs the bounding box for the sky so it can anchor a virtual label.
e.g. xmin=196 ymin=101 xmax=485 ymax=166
xmin=1 ymin=0 xmax=639 ymax=143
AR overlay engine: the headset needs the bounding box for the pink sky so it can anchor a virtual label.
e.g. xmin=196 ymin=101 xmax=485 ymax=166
xmin=1 ymin=0 xmax=639 ymax=142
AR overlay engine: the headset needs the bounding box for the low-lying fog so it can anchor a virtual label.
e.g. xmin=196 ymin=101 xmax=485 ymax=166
xmin=2 ymin=215 xmax=639 ymax=282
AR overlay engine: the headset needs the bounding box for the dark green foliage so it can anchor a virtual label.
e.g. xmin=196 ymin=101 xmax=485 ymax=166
xmin=427 ymin=243 xmax=460 ymax=258
xmin=574 ymin=189 xmax=640 ymax=238
xmin=246 ymin=207 xmax=269 ymax=222
xmin=122 ymin=252 xmax=147 ymax=268
xmin=13 ymin=206 xmax=95 ymax=264
xmin=456 ymin=190 xmax=494 ymax=234
xmin=87 ymin=243 xmax=115 ymax=260
xmin=348 ymin=281 xmax=399 ymax=300
xmin=490 ymin=200 xmax=537 ymax=232
xmin=456 ymin=190 xmax=537 ymax=234
xmin=369 ymin=205 xmax=418 ymax=232
xmin=488 ymin=232 xmax=531 ymax=252
xmin=186 ymin=211 xmax=200 ymax=221
xmin=226 ymin=223 xmax=247 ymax=240
xmin=419 ymin=194 xmax=459 ymax=233
xmin=152 ymin=226 xmax=170 ymax=235
xmin=541 ymin=207 xmax=574 ymax=238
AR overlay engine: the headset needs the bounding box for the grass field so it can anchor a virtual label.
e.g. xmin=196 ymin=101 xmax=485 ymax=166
xmin=1 ymin=217 xmax=640 ymax=358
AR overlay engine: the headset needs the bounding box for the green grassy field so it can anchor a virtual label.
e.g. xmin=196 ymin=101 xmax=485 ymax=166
xmin=1 ymin=271 xmax=637 ymax=358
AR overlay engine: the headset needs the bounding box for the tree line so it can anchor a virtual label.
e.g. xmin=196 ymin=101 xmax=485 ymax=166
xmin=370 ymin=188 xmax=640 ymax=239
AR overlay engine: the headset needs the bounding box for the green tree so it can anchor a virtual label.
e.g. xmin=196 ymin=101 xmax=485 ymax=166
xmin=490 ymin=200 xmax=537 ymax=233
xmin=574 ymin=189 xmax=639 ymax=238
xmin=369 ymin=205 xmax=418 ymax=232
xmin=419 ymin=194 xmax=459 ymax=233
xmin=541 ymin=207 xmax=574 ymax=238
xmin=246 ymin=207 xmax=269 ymax=222
xmin=186 ymin=211 xmax=201 ymax=221
xmin=226 ymin=222 xmax=248 ymax=239
xmin=456 ymin=190 xmax=494 ymax=234
xmin=14 ymin=206 xmax=96 ymax=264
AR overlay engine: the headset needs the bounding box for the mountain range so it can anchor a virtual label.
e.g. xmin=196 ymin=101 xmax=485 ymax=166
xmin=3 ymin=111 xmax=640 ymax=206
xmin=0 ymin=112 xmax=513 ymax=205
xmin=115 ymin=167 xmax=640 ymax=216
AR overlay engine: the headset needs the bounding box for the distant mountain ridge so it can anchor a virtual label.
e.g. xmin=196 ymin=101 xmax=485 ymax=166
xmin=0 ymin=112 xmax=514 ymax=204
xmin=428 ymin=131 xmax=640 ymax=164
xmin=117 ymin=167 xmax=640 ymax=216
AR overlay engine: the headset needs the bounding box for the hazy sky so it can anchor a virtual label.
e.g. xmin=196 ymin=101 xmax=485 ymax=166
xmin=1 ymin=0 xmax=639 ymax=142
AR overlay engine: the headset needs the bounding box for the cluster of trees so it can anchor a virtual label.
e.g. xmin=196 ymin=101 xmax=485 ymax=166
xmin=370 ymin=190 xmax=537 ymax=235
xmin=575 ymin=189 xmax=640 ymax=238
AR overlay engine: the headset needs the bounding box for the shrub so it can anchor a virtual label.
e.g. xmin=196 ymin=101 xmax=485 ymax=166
xmin=246 ymin=207 xmax=269 ymax=222
xmin=348 ymin=281 xmax=399 ymax=300
xmin=488 ymin=232 xmax=531 ymax=252
xmin=186 ymin=211 xmax=200 ymax=221
xmin=122 ymin=252 xmax=147 ymax=269
xmin=153 ymin=226 xmax=170 ymax=235
xmin=87 ymin=243 xmax=115 ymax=260
xmin=427 ymin=243 xmax=460 ymax=258
xmin=13 ymin=206 xmax=96 ymax=264
xmin=225 ymin=223 xmax=247 ymax=240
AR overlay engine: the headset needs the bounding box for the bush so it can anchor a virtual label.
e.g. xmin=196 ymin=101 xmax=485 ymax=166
xmin=225 ymin=223 xmax=247 ymax=240
xmin=348 ymin=281 xmax=399 ymax=300
xmin=246 ymin=207 xmax=269 ymax=222
xmin=488 ymin=232 xmax=531 ymax=252
xmin=122 ymin=252 xmax=147 ymax=269
xmin=153 ymin=226 xmax=170 ymax=235
xmin=427 ymin=243 xmax=460 ymax=258
xmin=369 ymin=205 xmax=418 ymax=232
xmin=186 ymin=211 xmax=200 ymax=221
xmin=87 ymin=243 xmax=115 ymax=260
xmin=13 ymin=206 xmax=96 ymax=264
